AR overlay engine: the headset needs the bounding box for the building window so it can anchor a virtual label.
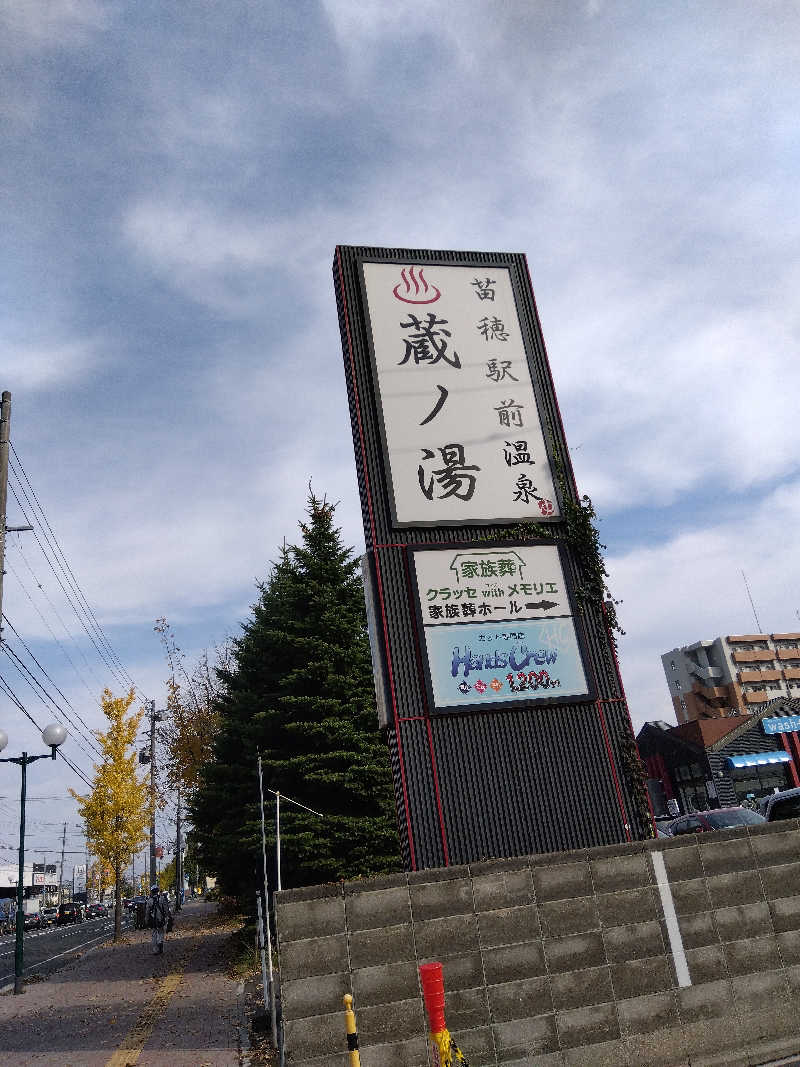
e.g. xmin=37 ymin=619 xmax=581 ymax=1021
xmin=675 ymin=680 xmax=682 ymax=689
xmin=670 ymin=660 xmax=677 ymax=670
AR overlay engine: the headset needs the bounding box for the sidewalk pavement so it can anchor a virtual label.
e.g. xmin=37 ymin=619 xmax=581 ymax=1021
xmin=0 ymin=900 xmax=249 ymax=1067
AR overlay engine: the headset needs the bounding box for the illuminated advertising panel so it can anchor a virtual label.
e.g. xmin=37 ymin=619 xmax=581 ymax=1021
xmin=410 ymin=542 xmax=592 ymax=711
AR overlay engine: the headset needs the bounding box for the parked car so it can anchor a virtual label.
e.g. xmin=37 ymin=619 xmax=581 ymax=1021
xmin=759 ymin=787 xmax=800 ymax=822
xmin=669 ymin=807 xmax=766 ymax=835
xmin=0 ymin=903 xmax=15 ymax=934
xmin=56 ymin=902 xmax=84 ymax=925
xmin=40 ymin=907 xmax=59 ymax=926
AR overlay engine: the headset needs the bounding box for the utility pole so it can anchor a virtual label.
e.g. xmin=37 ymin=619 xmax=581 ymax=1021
xmin=0 ymin=392 xmax=32 ymax=640
xmin=175 ymin=787 xmax=182 ymax=911
xmin=144 ymin=700 xmax=162 ymax=889
xmin=0 ymin=391 xmax=11 ymax=644
xmin=0 ymin=391 xmax=32 ymax=647
xmin=59 ymin=822 xmax=67 ymax=905
xmin=149 ymin=699 xmax=157 ymax=888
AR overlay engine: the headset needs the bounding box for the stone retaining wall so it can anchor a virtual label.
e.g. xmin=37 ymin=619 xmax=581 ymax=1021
xmin=275 ymin=819 xmax=800 ymax=1066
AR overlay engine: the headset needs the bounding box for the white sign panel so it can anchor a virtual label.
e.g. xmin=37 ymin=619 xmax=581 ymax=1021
xmin=411 ymin=543 xmax=591 ymax=711
xmin=73 ymin=864 xmax=86 ymax=893
xmin=362 ymin=262 xmax=559 ymax=526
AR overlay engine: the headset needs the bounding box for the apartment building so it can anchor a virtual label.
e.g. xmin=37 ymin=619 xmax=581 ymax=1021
xmin=662 ymin=632 xmax=800 ymax=724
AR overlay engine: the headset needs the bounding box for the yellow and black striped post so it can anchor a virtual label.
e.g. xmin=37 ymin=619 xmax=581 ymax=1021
xmin=343 ymin=993 xmax=361 ymax=1066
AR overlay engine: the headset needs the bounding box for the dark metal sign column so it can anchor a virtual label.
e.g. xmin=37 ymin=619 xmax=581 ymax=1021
xmin=334 ymin=245 xmax=651 ymax=870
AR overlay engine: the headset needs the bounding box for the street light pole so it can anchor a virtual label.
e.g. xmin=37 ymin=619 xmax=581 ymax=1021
xmin=0 ymin=722 xmax=68 ymax=994
xmin=265 ymin=786 xmax=323 ymax=894
xmin=15 ymin=754 xmax=27 ymax=990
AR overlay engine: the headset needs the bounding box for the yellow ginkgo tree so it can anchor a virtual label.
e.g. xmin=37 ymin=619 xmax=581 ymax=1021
xmin=71 ymin=689 xmax=150 ymax=940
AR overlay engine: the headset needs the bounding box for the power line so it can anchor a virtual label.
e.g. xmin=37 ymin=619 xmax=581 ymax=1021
xmin=0 ymin=847 xmax=89 ymax=854
xmin=1 ymin=642 xmax=102 ymax=761
xmin=15 ymin=539 xmax=110 ymax=695
xmin=0 ymin=797 xmax=83 ymax=803
xmin=0 ymin=671 xmax=92 ymax=788
xmin=9 ymin=448 xmax=140 ymax=694
xmin=5 ymin=551 xmax=105 ymax=707
xmin=2 ymin=615 xmax=102 ymax=754
xmin=8 ymin=449 xmax=130 ymax=684
xmin=6 ymin=478 xmax=129 ymax=693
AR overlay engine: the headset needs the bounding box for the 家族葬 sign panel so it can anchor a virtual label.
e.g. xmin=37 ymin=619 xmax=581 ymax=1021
xmin=361 ymin=262 xmax=559 ymax=526
xmin=410 ymin=542 xmax=591 ymax=711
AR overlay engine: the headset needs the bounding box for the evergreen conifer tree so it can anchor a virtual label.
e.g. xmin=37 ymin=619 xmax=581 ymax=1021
xmin=191 ymin=492 xmax=400 ymax=896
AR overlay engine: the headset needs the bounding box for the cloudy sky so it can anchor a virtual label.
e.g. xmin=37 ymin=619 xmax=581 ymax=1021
xmin=2 ymin=0 xmax=799 ymax=864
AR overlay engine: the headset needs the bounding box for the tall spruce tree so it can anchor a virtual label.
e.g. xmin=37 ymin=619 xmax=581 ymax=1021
xmin=191 ymin=493 xmax=400 ymax=896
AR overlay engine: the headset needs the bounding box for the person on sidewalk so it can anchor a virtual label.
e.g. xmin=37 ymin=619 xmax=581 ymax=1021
xmin=145 ymin=884 xmax=171 ymax=955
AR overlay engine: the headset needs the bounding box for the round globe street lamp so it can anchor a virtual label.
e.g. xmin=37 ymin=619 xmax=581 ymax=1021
xmin=0 ymin=723 xmax=68 ymax=994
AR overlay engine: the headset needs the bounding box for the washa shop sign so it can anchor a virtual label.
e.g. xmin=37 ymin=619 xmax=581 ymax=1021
xmin=410 ymin=543 xmax=592 ymax=712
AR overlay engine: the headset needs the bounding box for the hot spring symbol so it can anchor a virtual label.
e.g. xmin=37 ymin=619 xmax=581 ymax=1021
xmin=392 ymin=266 xmax=441 ymax=304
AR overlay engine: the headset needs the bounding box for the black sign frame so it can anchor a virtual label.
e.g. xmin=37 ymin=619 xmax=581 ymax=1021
xmin=356 ymin=253 xmax=564 ymax=529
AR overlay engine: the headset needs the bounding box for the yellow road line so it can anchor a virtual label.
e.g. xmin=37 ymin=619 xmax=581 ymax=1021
xmin=104 ymin=966 xmax=185 ymax=1067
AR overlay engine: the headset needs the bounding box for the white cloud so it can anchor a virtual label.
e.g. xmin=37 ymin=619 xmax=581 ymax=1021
xmin=0 ymin=0 xmax=109 ymax=51
xmin=1 ymin=337 xmax=98 ymax=392
xmin=123 ymin=201 xmax=276 ymax=273
xmin=321 ymin=0 xmax=448 ymax=45
xmin=121 ymin=198 xmax=342 ymax=316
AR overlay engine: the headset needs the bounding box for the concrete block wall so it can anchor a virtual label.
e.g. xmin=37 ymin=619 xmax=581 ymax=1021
xmin=274 ymin=819 xmax=800 ymax=1066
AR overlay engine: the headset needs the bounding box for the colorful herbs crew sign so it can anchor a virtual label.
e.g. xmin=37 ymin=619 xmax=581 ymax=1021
xmin=411 ymin=543 xmax=591 ymax=711
xmin=361 ymin=262 xmax=559 ymax=525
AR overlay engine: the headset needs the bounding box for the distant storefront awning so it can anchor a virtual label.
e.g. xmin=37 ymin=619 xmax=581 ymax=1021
xmin=726 ymin=751 xmax=793 ymax=769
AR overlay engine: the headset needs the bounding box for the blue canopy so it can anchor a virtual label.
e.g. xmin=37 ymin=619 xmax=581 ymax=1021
xmin=726 ymin=751 xmax=793 ymax=769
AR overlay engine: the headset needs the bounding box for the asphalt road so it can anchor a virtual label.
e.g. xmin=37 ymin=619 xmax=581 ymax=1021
xmin=0 ymin=912 xmax=135 ymax=989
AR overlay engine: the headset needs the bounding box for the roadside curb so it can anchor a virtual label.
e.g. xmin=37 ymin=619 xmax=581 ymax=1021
xmin=0 ymin=917 xmax=134 ymax=993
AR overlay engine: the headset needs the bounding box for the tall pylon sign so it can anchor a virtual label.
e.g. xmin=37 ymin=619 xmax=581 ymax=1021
xmin=334 ymin=247 xmax=651 ymax=870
